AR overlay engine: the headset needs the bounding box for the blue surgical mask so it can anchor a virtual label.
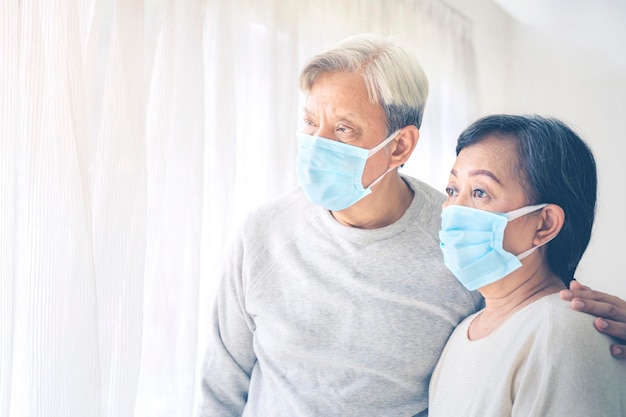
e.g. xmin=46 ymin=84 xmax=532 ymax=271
xmin=439 ymin=203 xmax=550 ymax=291
xmin=296 ymin=130 xmax=399 ymax=211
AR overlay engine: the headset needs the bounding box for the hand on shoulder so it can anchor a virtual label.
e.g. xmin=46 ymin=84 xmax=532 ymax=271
xmin=560 ymin=280 xmax=626 ymax=358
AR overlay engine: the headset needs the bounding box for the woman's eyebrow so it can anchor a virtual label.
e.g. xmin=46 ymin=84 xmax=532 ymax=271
xmin=469 ymin=169 xmax=502 ymax=184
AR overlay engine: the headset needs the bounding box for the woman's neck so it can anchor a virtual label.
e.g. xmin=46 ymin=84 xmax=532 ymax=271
xmin=469 ymin=265 xmax=566 ymax=340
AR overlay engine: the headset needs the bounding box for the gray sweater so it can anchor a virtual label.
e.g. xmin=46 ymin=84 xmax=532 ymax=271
xmin=199 ymin=175 xmax=483 ymax=417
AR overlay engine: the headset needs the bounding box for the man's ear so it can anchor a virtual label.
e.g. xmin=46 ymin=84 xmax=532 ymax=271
xmin=534 ymin=204 xmax=565 ymax=245
xmin=389 ymin=125 xmax=419 ymax=168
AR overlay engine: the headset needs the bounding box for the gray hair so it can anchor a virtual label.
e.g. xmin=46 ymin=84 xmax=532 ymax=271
xmin=299 ymin=34 xmax=429 ymax=132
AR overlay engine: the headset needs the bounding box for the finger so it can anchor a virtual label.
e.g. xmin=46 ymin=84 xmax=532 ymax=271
xmin=611 ymin=344 xmax=626 ymax=359
xmin=559 ymin=288 xmax=575 ymax=301
xmin=569 ymin=280 xmax=590 ymax=291
xmin=570 ymin=298 xmax=626 ymax=323
xmin=564 ymin=287 xmax=626 ymax=312
xmin=594 ymin=317 xmax=626 ymax=344
xmin=560 ymin=281 xmax=594 ymax=301
xmin=559 ymin=287 xmax=593 ymax=301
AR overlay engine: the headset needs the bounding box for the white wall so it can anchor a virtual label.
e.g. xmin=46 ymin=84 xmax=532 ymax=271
xmin=508 ymin=29 xmax=626 ymax=300
xmin=443 ymin=0 xmax=626 ymax=298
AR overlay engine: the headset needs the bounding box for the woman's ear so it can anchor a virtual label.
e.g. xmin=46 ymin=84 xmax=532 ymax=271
xmin=389 ymin=125 xmax=419 ymax=168
xmin=534 ymin=204 xmax=565 ymax=245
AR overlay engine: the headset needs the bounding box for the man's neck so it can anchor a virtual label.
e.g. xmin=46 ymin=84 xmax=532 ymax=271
xmin=330 ymin=174 xmax=414 ymax=229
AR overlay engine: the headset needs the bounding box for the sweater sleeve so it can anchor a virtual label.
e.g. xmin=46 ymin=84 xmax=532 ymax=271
xmin=512 ymin=305 xmax=625 ymax=417
xmin=197 ymin=228 xmax=257 ymax=417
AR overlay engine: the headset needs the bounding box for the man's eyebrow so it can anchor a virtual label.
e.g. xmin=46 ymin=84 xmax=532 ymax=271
xmin=302 ymin=108 xmax=361 ymax=125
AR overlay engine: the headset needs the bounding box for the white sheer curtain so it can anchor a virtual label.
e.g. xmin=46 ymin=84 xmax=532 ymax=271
xmin=0 ymin=1 xmax=477 ymax=416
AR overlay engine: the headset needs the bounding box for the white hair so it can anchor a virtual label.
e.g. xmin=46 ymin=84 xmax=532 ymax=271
xmin=299 ymin=34 xmax=429 ymax=130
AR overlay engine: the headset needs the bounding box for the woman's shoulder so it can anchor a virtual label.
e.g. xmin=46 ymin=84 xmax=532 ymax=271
xmin=540 ymin=293 xmax=620 ymax=359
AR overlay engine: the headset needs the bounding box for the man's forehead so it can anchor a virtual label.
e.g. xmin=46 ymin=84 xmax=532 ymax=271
xmin=303 ymin=105 xmax=362 ymax=121
xmin=304 ymin=93 xmax=379 ymax=120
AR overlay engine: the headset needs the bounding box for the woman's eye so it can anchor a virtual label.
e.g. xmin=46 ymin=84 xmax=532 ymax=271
xmin=445 ymin=187 xmax=455 ymax=197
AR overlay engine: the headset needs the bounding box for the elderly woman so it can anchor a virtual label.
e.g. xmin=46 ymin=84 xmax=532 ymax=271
xmin=429 ymin=114 xmax=626 ymax=416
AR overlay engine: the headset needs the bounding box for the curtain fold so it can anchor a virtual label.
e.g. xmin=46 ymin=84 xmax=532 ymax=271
xmin=2 ymin=1 xmax=102 ymax=416
xmin=0 ymin=1 xmax=477 ymax=416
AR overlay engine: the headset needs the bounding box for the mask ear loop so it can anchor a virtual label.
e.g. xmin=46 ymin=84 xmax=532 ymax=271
xmin=365 ymin=166 xmax=396 ymax=189
xmin=517 ymin=235 xmax=556 ymax=260
xmin=367 ymin=129 xmax=401 ymax=157
xmin=505 ymin=203 xmax=548 ymax=221
xmin=513 ymin=203 xmax=554 ymax=260
xmin=364 ymin=130 xmax=401 ymax=189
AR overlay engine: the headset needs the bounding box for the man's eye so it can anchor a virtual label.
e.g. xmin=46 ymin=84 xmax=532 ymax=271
xmin=445 ymin=187 xmax=455 ymax=197
xmin=336 ymin=124 xmax=353 ymax=134
xmin=472 ymin=189 xmax=487 ymax=198
xmin=302 ymin=120 xmax=317 ymax=134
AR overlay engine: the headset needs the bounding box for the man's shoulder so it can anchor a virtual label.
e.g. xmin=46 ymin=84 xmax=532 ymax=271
xmin=240 ymin=187 xmax=318 ymax=238
xmin=402 ymin=174 xmax=446 ymax=205
xmin=401 ymin=174 xmax=446 ymax=235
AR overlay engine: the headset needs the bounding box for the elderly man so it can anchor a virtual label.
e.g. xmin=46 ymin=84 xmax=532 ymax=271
xmin=199 ymin=34 xmax=626 ymax=417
